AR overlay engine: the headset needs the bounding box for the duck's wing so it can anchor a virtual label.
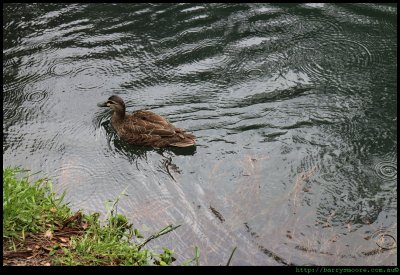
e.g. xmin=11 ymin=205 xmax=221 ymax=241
xmin=132 ymin=110 xmax=190 ymax=134
xmin=122 ymin=111 xmax=176 ymax=137
xmin=131 ymin=110 xmax=173 ymax=127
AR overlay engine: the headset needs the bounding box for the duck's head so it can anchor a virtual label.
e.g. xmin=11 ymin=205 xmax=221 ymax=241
xmin=97 ymin=95 xmax=126 ymax=114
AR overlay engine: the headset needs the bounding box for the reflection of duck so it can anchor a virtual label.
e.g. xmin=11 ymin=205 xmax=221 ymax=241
xmin=98 ymin=95 xmax=196 ymax=148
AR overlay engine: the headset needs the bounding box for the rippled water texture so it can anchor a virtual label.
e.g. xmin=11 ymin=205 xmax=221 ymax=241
xmin=3 ymin=3 xmax=397 ymax=265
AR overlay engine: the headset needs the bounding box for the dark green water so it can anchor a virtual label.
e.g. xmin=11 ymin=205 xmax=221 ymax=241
xmin=3 ymin=3 xmax=397 ymax=265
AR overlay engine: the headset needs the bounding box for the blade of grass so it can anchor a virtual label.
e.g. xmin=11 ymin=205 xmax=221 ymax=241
xmin=181 ymin=246 xmax=200 ymax=266
xmin=195 ymin=246 xmax=200 ymax=266
xmin=138 ymin=224 xmax=181 ymax=250
xmin=226 ymin=247 xmax=237 ymax=266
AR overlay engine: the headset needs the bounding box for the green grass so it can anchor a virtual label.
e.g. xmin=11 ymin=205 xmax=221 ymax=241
xmin=2 ymin=167 xmax=182 ymax=266
xmin=3 ymin=167 xmax=71 ymax=239
xmin=54 ymin=214 xmax=178 ymax=266
xmin=3 ymin=167 xmax=236 ymax=266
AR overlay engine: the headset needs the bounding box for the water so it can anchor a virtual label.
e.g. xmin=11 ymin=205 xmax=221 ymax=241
xmin=3 ymin=3 xmax=397 ymax=265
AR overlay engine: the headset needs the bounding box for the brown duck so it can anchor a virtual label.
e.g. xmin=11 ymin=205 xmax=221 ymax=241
xmin=98 ymin=95 xmax=196 ymax=148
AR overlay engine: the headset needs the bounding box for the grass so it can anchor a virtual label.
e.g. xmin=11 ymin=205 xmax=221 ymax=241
xmin=3 ymin=167 xmax=237 ymax=266
xmin=2 ymin=167 xmax=184 ymax=266
xmin=3 ymin=167 xmax=71 ymax=239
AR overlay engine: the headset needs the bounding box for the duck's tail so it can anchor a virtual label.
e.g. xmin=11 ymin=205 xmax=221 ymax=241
xmin=171 ymin=132 xmax=196 ymax=147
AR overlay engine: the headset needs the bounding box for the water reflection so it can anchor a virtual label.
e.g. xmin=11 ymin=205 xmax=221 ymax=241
xmin=3 ymin=3 xmax=397 ymax=265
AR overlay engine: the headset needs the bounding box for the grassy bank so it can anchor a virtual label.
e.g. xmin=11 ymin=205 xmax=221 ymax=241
xmin=3 ymin=167 xmax=189 ymax=266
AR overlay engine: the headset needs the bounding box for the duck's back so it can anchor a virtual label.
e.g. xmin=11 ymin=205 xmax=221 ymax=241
xmin=112 ymin=110 xmax=196 ymax=148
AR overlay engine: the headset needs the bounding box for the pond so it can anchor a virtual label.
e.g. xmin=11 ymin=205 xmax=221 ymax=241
xmin=3 ymin=3 xmax=397 ymax=265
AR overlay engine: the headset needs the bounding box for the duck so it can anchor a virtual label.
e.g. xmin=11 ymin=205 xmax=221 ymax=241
xmin=98 ymin=95 xmax=196 ymax=148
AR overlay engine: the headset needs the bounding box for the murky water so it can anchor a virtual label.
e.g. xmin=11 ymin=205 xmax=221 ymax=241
xmin=3 ymin=3 xmax=397 ymax=265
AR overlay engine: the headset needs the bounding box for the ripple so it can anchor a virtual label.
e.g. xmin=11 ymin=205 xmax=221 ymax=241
xmin=296 ymin=38 xmax=373 ymax=81
xmin=291 ymin=16 xmax=344 ymax=41
xmin=161 ymin=37 xmax=229 ymax=84
xmin=233 ymin=36 xmax=273 ymax=48
xmin=3 ymin=85 xmax=26 ymax=128
xmin=374 ymin=161 xmax=397 ymax=181
xmin=183 ymin=14 xmax=209 ymax=24
xmin=181 ymin=6 xmax=205 ymax=14
xmin=375 ymin=234 xmax=397 ymax=250
xmin=3 ymin=56 xmax=21 ymax=72
xmin=333 ymin=39 xmax=373 ymax=67
xmin=3 ymin=3 xmax=397 ymax=266
xmin=26 ymin=90 xmax=48 ymax=103
xmin=359 ymin=31 xmax=396 ymax=72
xmin=48 ymin=59 xmax=76 ymax=76
xmin=23 ymin=84 xmax=49 ymax=103
xmin=333 ymin=114 xmax=380 ymax=160
xmin=250 ymin=13 xmax=298 ymax=35
xmin=253 ymin=6 xmax=280 ymax=15
xmin=52 ymin=159 xmax=101 ymax=206
xmin=367 ymin=3 xmax=397 ymax=15
xmin=302 ymin=3 xmax=326 ymax=9
xmin=3 ymin=106 xmax=21 ymax=125
xmin=4 ymin=69 xmax=44 ymax=97
xmin=296 ymin=60 xmax=326 ymax=81
xmin=72 ymin=63 xmax=114 ymax=90
xmin=371 ymin=228 xmax=397 ymax=250
xmin=175 ymin=54 xmax=227 ymax=76
xmin=221 ymin=40 xmax=283 ymax=85
xmin=161 ymin=38 xmax=222 ymax=65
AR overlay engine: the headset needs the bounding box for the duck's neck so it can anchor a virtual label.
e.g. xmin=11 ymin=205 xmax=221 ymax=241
xmin=112 ymin=109 xmax=125 ymax=123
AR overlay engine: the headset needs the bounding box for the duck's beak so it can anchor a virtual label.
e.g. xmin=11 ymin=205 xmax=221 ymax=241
xmin=97 ymin=101 xmax=109 ymax=107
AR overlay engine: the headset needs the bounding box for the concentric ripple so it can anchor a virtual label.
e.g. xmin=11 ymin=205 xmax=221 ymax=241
xmin=374 ymin=161 xmax=397 ymax=181
xmin=26 ymin=90 xmax=48 ymax=103
xmin=49 ymin=58 xmax=116 ymax=90
xmin=72 ymin=63 xmax=114 ymax=90
xmin=291 ymin=16 xmax=344 ymax=41
xmin=296 ymin=38 xmax=373 ymax=81
xmin=371 ymin=228 xmax=397 ymax=250
xmin=3 ymin=3 xmax=397 ymax=266
xmin=23 ymin=83 xmax=50 ymax=103
xmin=48 ymin=59 xmax=76 ymax=77
xmin=52 ymin=159 xmax=101 ymax=208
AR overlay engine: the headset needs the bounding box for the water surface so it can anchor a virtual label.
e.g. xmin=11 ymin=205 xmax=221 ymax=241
xmin=3 ymin=3 xmax=397 ymax=265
